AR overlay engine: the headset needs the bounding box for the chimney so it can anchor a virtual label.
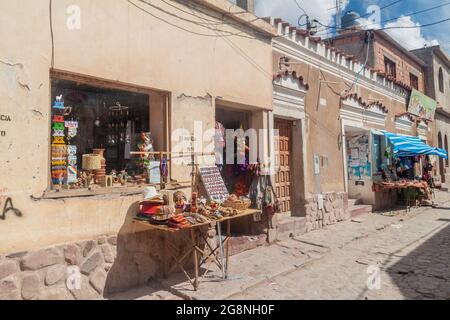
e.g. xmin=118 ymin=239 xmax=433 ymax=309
xmin=236 ymin=0 xmax=255 ymax=13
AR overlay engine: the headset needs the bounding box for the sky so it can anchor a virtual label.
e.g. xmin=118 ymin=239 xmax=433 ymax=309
xmin=254 ymin=0 xmax=450 ymax=53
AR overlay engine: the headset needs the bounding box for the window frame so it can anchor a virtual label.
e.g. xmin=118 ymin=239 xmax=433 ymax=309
xmin=438 ymin=67 xmax=444 ymax=93
xmin=45 ymin=69 xmax=170 ymax=198
xmin=384 ymin=56 xmax=397 ymax=78
xmin=409 ymin=73 xmax=419 ymax=90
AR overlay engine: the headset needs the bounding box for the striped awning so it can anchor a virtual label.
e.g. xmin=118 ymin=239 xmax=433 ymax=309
xmin=383 ymin=131 xmax=448 ymax=159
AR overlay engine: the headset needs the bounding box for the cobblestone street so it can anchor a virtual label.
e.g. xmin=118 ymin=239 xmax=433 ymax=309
xmin=230 ymin=194 xmax=450 ymax=300
xmin=109 ymin=191 xmax=450 ymax=300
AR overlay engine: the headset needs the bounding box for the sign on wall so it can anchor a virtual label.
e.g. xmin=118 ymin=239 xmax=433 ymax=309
xmin=408 ymin=89 xmax=437 ymax=120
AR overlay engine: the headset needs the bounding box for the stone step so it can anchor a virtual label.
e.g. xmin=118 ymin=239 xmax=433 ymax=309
xmin=348 ymin=199 xmax=359 ymax=207
xmin=445 ymin=173 xmax=450 ymax=183
xmin=275 ymin=216 xmax=306 ymax=240
xmin=227 ymin=234 xmax=267 ymax=257
xmin=348 ymin=204 xmax=372 ymax=218
xmin=441 ymin=184 xmax=449 ymax=192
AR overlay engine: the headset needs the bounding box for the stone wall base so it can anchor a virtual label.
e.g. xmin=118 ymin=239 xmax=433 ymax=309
xmin=0 ymin=235 xmax=118 ymax=300
xmin=304 ymin=192 xmax=350 ymax=233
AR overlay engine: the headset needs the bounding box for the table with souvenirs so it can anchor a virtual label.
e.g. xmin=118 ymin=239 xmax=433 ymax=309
xmin=132 ymin=172 xmax=263 ymax=290
xmin=372 ymin=179 xmax=432 ymax=211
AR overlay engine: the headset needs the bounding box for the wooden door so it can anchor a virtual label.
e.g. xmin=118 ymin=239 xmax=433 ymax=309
xmin=274 ymin=119 xmax=293 ymax=213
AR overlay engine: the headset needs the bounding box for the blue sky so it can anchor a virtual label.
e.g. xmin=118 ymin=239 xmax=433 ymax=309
xmin=254 ymin=0 xmax=450 ymax=53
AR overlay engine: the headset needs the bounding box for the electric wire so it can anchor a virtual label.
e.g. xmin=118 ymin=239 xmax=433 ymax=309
xmin=49 ymin=0 xmax=54 ymax=68
xmin=128 ymin=0 xmax=257 ymax=39
xmin=315 ymin=0 xmax=404 ymax=34
xmin=345 ymin=1 xmax=449 ymax=32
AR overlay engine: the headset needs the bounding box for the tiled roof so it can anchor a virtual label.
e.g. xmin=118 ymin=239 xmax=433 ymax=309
xmin=273 ymin=69 xmax=309 ymax=90
xmin=269 ymin=17 xmax=414 ymax=92
xmin=341 ymin=92 xmax=389 ymax=114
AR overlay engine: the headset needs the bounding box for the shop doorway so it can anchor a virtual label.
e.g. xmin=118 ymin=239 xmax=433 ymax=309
xmin=274 ymin=118 xmax=293 ymax=213
xmin=343 ymin=126 xmax=373 ymax=203
xmin=215 ymin=106 xmax=253 ymax=196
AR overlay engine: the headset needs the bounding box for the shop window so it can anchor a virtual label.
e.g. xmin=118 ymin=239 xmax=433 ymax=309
xmin=215 ymin=107 xmax=257 ymax=197
xmin=50 ymin=77 xmax=166 ymax=191
xmin=384 ymin=57 xmax=396 ymax=78
xmin=409 ymin=73 xmax=419 ymax=90
xmin=439 ymin=67 xmax=444 ymax=93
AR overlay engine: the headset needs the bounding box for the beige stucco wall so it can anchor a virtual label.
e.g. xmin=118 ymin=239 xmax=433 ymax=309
xmin=0 ymin=0 xmax=274 ymax=253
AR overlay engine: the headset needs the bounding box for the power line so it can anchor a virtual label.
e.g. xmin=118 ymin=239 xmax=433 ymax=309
xmin=315 ymin=0 xmax=404 ymax=34
xmin=293 ymin=0 xmax=308 ymax=16
xmin=160 ymin=0 xmax=261 ymax=27
xmin=316 ymin=1 xmax=450 ymax=37
xmin=315 ymin=17 xmax=450 ymax=39
xmin=127 ymin=0 xmax=257 ymax=39
xmin=383 ymin=18 xmax=450 ymax=30
xmin=49 ymin=0 xmax=55 ymax=68
xmin=135 ymin=0 xmax=260 ymax=39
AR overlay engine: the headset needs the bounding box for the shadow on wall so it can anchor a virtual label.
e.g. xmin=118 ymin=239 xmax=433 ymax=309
xmin=103 ymin=201 xmax=196 ymax=298
xmin=385 ymin=222 xmax=450 ymax=299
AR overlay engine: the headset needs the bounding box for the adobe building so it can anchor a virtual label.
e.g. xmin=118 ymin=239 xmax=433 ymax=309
xmin=411 ymin=45 xmax=450 ymax=187
xmin=265 ymin=15 xmax=438 ymax=239
xmin=0 ymin=0 xmax=276 ymax=299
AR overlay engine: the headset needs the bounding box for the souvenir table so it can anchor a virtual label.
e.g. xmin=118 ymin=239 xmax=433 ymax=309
xmin=372 ymin=180 xmax=431 ymax=211
xmin=132 ymin=208 xmax=260 ymax=291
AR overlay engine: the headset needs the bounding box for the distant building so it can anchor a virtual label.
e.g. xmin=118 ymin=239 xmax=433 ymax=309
xmin=412 ymin=45 xmax=450 ymax=186
xmin=324 ymin=29 xmax=426 ymax=92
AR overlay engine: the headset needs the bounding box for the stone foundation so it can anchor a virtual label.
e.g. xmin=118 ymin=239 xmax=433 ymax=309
xmin=0 ymin=235 xmax=117 ymax=300
xmin=304 ymin=192 xmax=350 ymax=232
xmin=0 ymin=229 xmax=198 ymax=300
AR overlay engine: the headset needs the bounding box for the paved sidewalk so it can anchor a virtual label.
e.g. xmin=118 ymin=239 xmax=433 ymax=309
xmin=111 ymin=191 xmax=450 ymax=300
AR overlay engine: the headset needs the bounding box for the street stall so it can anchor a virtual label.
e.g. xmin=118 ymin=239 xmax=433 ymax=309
xmin=130 ymin=148 xmax=271 ymax=290
xmin=372 ymin=131 xmax=448 ymax=209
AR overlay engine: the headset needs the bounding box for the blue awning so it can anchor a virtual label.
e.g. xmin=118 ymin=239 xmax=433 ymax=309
xmin=382 ymin=131 xmax=448 ymax=159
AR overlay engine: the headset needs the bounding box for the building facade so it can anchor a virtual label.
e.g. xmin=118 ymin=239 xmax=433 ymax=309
xmin=266 ymin=17 xmax=436 ymax=238
xmin=326 ymin=30 xmax=426 ymax=92
xmin=0 ymin=0 xmax=276 ymax=299
xmin=412 ymin=45 xmax=450 ymax=186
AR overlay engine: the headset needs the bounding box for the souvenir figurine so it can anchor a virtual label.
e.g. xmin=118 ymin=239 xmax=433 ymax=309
xmin=191 ymin=192 xmax=199 ymax=213
xmin=174 ymin=191 xmax=187 ymax=214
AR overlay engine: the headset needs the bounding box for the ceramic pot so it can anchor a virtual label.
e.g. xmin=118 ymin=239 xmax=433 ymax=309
xmin=92 ymin=148 xmax=106 ymax=184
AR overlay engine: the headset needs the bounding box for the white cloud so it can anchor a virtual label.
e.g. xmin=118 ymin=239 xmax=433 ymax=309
xmin=377 ymin=16 xmax=439 ymax=50
xmin=255 ymin=0 xmax=349 ymax=32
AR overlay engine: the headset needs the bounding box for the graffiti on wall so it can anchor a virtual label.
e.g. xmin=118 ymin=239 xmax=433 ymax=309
xmin=0 ymin=113 xmax=12 ymax=137
xmin=0 ymin=188 xmax=23 ymax=220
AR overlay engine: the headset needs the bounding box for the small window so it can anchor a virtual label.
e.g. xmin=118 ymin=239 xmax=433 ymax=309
xmin=384 ymin=57 xmax=396 ymax=78
xmin=409 ymin=73 xmax=419 ymax=90
xmin=439 ymin=67 xmax=444 ymax=93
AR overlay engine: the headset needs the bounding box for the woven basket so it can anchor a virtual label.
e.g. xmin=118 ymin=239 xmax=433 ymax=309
xmin=223 ymin=199 xmax=252 ymax=210
xmin=82 ymin=154 xmax=101 ymax=170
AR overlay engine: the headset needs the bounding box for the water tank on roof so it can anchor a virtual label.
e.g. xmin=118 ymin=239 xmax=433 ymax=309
xmin=341 ymin=11 xmax=362 ymax=30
